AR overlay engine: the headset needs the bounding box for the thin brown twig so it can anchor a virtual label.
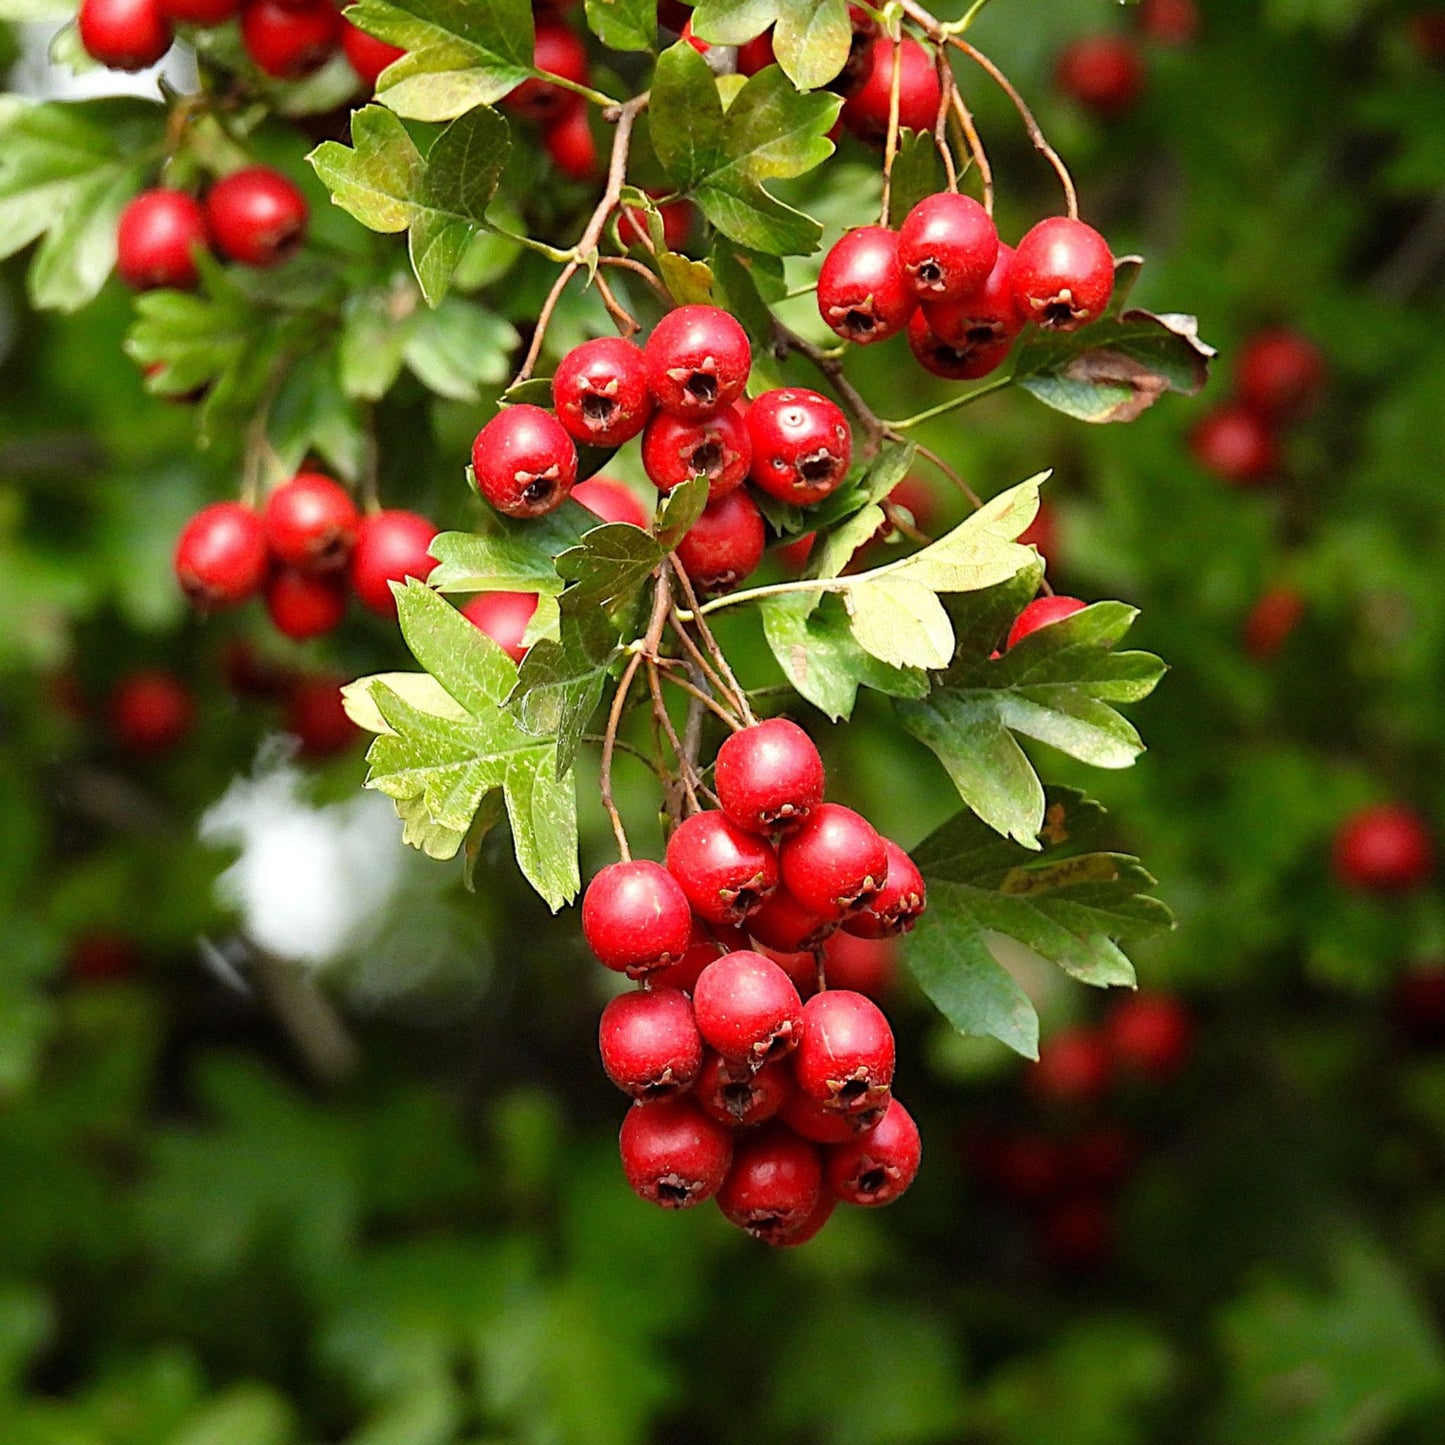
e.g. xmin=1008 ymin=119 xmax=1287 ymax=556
xmin=931 ymin=47 xmax=959 ymax=191
xmin=882 ymin=498 xmax=933 ymax=545
xmin=879 ymin=28 xmax=905 ymax=224
xmin=654 ymin=659 xmax=745 ymax=731
xmin=593 ymin=266 xmax=640 ymax=336
xmin=948 ymin=79 xmax=993 ymax=215
xmin=647 ymin=658 xmax=702 ymax=815
xmin=914 ymin=441 xmax=984 ymax=509
xmin=667 ymin=606 xmax=741 ymax=713
xmin=670 ymin=560 xmax=757 ymax=726
xmin=597 ymin=254 xmax=671 ymax=300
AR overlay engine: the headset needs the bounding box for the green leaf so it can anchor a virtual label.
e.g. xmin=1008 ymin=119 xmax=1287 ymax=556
xmin=687 ymin=0 xmax=775 ymax=45
xmin=427 ymin=504 xmax=594 ymax=595
xmin=268 ymin=348 xmax=368 ymax=481
xmin=654 ymin=475 xmax=710 ymax=551
xmin=403 ymin=297 xmax=520 ymax=400
xmin=773 ymin=0 xmax=851 ymax=90
xmin=885 ymin=130 xmax=945 ymax=229
xmin=583 ymin=0 xmax=656 ymax=52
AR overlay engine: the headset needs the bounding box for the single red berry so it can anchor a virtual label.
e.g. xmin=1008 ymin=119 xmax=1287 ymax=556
xmin=674 ymin=489 xmax=766 ymax=593
xmin=641 ymin=405 xmax=751 ymax=499
xmin=1138 ymin=0 xmax=1198 ymax=45
xmin=691 ymin=950 xmax=804 ymax=1067
xmin=472 ymin=404 xmax=578 ymax=518
xmin=1018 ymin=497 xmax=1058 ymax=563
xmin=598 ymin=987 xmax=704 ymax=1100
xmin=263 ymin=472 xmax=359 ymax=572
xmin=1333 ymin=804 xmax=1435 ymax=892
xmin=643 ymin=305 xmax=751 ymax=420
xmin=1012 ymin=217 xmax=1115 ymax=332
xmin=843 ymin=839 xmax=925 ymax=938
xmin=116 ymin=189 xmax=209 ymax=291
xmin=780 ymin=1085 xmax=881 ymax=1143
xmin=266 ymin=569 xmax=346 ymax=641
xmin=572 ymin=476 xmax=651 ymax=528
xmin=716 ymin=1123 xmax=823 ymax=1243
xmin=1067 ymin=1124 xmax=1138 ymax=1193
xmin=582 ymin=859 xmax=695 ymax=977
xmin=460 ymin=591 xmax=539 ymax=664
xmin=821 ymin=931 xmax=895 ymax=998
xmin=1029 ymin=1026 xmax=1113 ymax=1106
xmin=756 ymin=942 xmax=822 ymax=1001
xmin=1243 ymin=585 xmax=1304 ymax=660
xmin=817 ymin=226 xmax=916 ymax=345
xmin=1189 ymin=404 xmax=1280 ymax=484
xmin=917 ymin=241 xmax=1022 ymax=378
xmin=79 ymin=0 xmax=171 ymax=69
xmin=1055 ymin=34 xmax=1146 ymax=116
xmin=773 ymin=1191 xmax=836 ymax=1247
xmin=651 ymin=922 xmax=748 ymax=994
xmin=1236 ymin=328 xmax=1327 ymax=421
xmin=619 ymin=1096 xmax=733 ymax=1207
xmin=841 ymin=36 xmax=942 ymax=144
xmin=745 ymin=388 xmax=853 ymax=505
xmin=340 ymin=18 xmax=403 ymax=85
xmin=1005 ymin=595 xmax=1087 ymax=649
xmin=552 ymin=337 xmax=653 ymax=447
xmin=349 ymin=510 xmax=437 ymax=616
xmin=907 ymin=307 xmax=1009 ymax=381
xmin=160 ymin=0 xmax=234 ymax=24
xmin=1040 ymin=1195 xmax=1114 ymax=1272
xmin=283 ymin=674 xmax=360 ymax=758
xmin=108 ymin=669 xmax=196 ymax=755
xmin=778 ymin=803 xmax=888 ymax=921
xmin=205 ymin=166 xmax=308 ymax=269
xmin=1102 ymin=993 xmax=1194 ymax=1081
xmin=792 ymin=988 xmax=895 ymax=1117
xmin=696 ymin=1051 xmax=793 ymax=1127
xmin=618 ymin=195 xmax=693 ymax=252
xmin=666 ymin=812 xmax=780 ymax=926
xmin=503 ymin=22 xmax=590 ymax=123
xmin=240 ymin=0 xmax=339 ymax=78
xmin=748 ymin=887 xmax=836 ymax=954
xmin=825 ymin=1096 xmax=920 ymax=1206
xmin=736 ymin=29 xmax=775 ymax=74
xmin=775 ymin=532 xmax=815 ymax=572
xmin=68 ymin=932 xmax=142 ymax=985
xmin=897 ymin=192 xmax=999 ymax=303
xmin=174 ymin=501 xmax=268 ymax=609
xmin=715 ymin=718 xmax=827 ymax=836
xmin=543 ymin=103 xmax=600 ymax=180
xmin=885 ymin=473 xmax=940 ymax=534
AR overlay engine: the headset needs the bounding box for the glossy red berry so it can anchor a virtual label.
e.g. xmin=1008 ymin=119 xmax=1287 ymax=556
xmin=1236 ymin=328 xmax=1327 ymax=421
xmin=897 ymin=192 xmax=999 ymax=303
xmin=641 ymin=405 xmax=750 ymax=500
xmin=780 ymin=1085 xmax=880 ymax=1144
xmin=503 ymin=23 xmax=590 ymax=124
xmin=774 ymin=1191 xmax=836 ymax=1247
xmin=1189 ymin=404 xmax=1280 ymax=484
xmin=552 ymin=337 xmax=653 ymax=447
xmin=461 ymin=591 xmax=539 ymax=664
xmin=161 ymin=0 xmax=236 ymax=23
xmin=841 ymin=36 xmax=942 ymax=144
xmin=349 ymin=510 xmax=437 ymax=616
xmin=571 ymin=476 xmax=651 ymax=528
xmin=1243 ymin=585 xmax=1304 ymax=660
xmin=1103 ymin=993 xmax=1193 ymax=1081
xmin=745 ymin=388 xmax=852 ymax=505
xmin=582 ymin=859 xmax=694 ymax=977
xmin=263 ymin=472 xmax=359 ymax=572
xmin=205 ymin=166 xmax=308 ymax=269
xmin=619 ymin=1096 xmax=733 ymax=1207
xmin=674 ymin=489 xmax=766 ymax=593
xmin=907 ymin=307 xmax=1005 ymax=381
xmin=691 ymin=950 xmax=804 ymax=1067
xmin=108 ymin=670 xmax=196 ymax=754
xmin=778 ymin=803 xmax=888 ymax=920
xmin=696 ymin=1052 xmax=793 ymax=1127
xmin=817 ymin=226 xmax=915 ymax=345
xmin=916 ymin=241 xmax=1021 ymax=378
xmin=266 ymin=569 xmax=346 ymax=641
xmin=543 ymin=104 xmax=600 ymax=180
xmin=283 ymin=674 xmax=360 ymax=758
xmin=666 ymin=812 xmax=779 ymax=926
xmin=1018 ymin=497 xmax=1058 ymax=563
xmin=716 ymin=1124 xmax=823 ymax=1243
xmin=598 ymin=987 xmax=704 ymax=1100
xmin=1333 ymin=804 xmax=1435 ymax=892
xmin=1029 ymin=1026 xmax=1113 ymax=1105
xmin=1055 ymin=34 xmax=1146 ymax=116
xmin=1005 ymin=595 xmax=1087 ymax=649
xmin=748 ymin=887 xmax=835 ymax=956
xmin=116 ymin=189 xmax=209 ymax=291
xmin=79 ymin=0 xmax=171 ymax=69
xmin=715 ymin=718 xmax=826 ymax=836
xmin=843 ymin=839 xmax=925 ymax=938
xmin=618 ymin=195 xmax=693 ymax=252
xmin=1012 ymin=217 xmax=1115 ymax=332
xmin=240 ymin=0 xmax=339 ymax=78
xmin=340 ymin=19 xmax=403 ymax=85
xmin=821 ymin=931 xmax=895 ymax=998
xmin=1138 ymin=0 xmax=1198 ymax=45
xmin=736 ymin=29 xmax=775 ymax=74
xmin=792 ymin=988 xmax=895 ymax=1116
xmin=826 ymin=1096 xmax=920 ymax=1206
xmin=174 ymin=501 xmax=268 ymax=609
xmin=643 ymin=306 xmax=751 ymax=420
xmin=472 ymin=404 xmax=578 ymax=518
xmin=651 ymin=922 xmax=747 ymax=994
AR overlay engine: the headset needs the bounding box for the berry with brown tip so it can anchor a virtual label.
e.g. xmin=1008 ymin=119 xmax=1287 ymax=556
xmin=843 ymin=839 xmax=925 ymax=937
xmin=666 ymin=812 xmax=780 ymax=926
xmin=619 ymin=1096 xmax=733 ymax=1207
xmin=897 ymin=192 xmax=999 ymax=303
xmin=643 ymin=305 xmax=751 ymax=420
xmin=825 ymin=1096 xmax=920 ymax=1206
xmin=817 ymin=225 xmax=915 ymax=345
xmin=695 ymin=1052 xmax=793 ymax=1127
xmin=692 ymin=950 xmax=804 ymax=1067
xmin=716 ymin=1123 xmax=823 ymax=1242
xmin=1012 ymin=217 xmax=1115 ymax=332
xmin=745 ymin=388 xmax=853 ymax=505
xmin=582 ymin=859 xmax=694 ymax=977
xmin=598 ymin=987 xmax=704 ymax=1100
xmin=174 ymin=501 xmax=268 ymax=610
xmin=205 ymin=166 xmax=308 ymax=269
xmin=263 ymin=472 xmax=359 ymax=573
xmin=552 ymin=336 xmax=653 ymax=448
xmin=778 ymin=803 xmax=888 ymax=920
xmin=673 ymin=489 xmax=766 ymax=594
xmin=472 ymin=404 xmax=578 ymax=518
xmin=715 ymin=717 xmax=826 ymax=836
xmin=792 ymin=988 xmax=895 ymax=1117
xmin=640 ymin=405 xmax=751 ymax=499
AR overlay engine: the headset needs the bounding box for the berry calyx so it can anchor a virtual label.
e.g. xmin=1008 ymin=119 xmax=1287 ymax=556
xmin=1332 ymin=804 xmax=1435 ymax=893
xmin=742 ymin=881 xmax=832 ymax=955
xmin=841 ymin=35 xmax=942 ymax=144
xmin=1028 ymin=1026 xmax=1113 ymax=1105
xmin=673 ymin=490 xmax=765 ymax=594
xmin=263 ymin=472 xmax=360 ymax=572
xmin=1011 ymin=217 xmax=1115 ymax=332
xmin=641 ymin=406 xmax=751 ymax=500
xmin=817 ymin=225 xmax=916 ymax=345
xmin=745 ymin=388 xmax=853 ymax=505
xmin=108 ymin=670 xmax=196 ymax=755
xmin=1235 ymin=328 xmax=1327 ymax=421
xmin=1005 ymin=595 xmax=1087 ymax=649
xmin=897 ymin=192 xmax=1000 ymax=303
xmin=780 ymin=1085 xmax=880 ymax=1144
xmin=78 ymin=0 xmax=172 ymax=70
xmin=502 ymin=23 xmax=590 ymax=124
xmin=571 ymin=476 xmax=651 ymax=528
xmin=696 ymin=1052 xmax=793 ymax=1127
xmin=1189 ymin=404 xmax=1280 ymax=484
xmin=471 ymin=404 xmax=578 ymax=518
xmin=778 ymin=803 xmax=888 ymax=920
xmin=340 ymin=19 xmax=404 ymax=85
xmin=1055 ymin=34 xmax=1146 ymax=116
xmin=825 ymin=1096 xmax=921 ymax=1206
xmin=643 ymin=305 xmax=751 ymax=420
xmin=916 ymin=241 xmax=1022 ymax=379
xmin=205 ymin=166 xmax=309 ymax=269
xmin=461 ymin=591 xmax=540 ymax=664
xmin=792 ymin=988 xmax=895 ymax=1116
xmin=265 ymin=569 xmax=347 ymax=641
xmin=715 ymin=718 xmax=826 ymax=836
xmin=773 ymin=1191 xmax=836 ymax=1247
xmin=842 ymin=839 xmax=925 ymax=937
xmin=240 ymin=0 xmax=339 ymax=78
xmin=598 ymin=987 xmax=704 ymax=1100
xmin=665 ymin=812 xmax=780 ymax=926
xmin=174 ymin=501 xmax=268 ymax=609
xmin=1102 ymin=993 xmax=1193 ymax=1081
xmin=582 ymin=859 xmax=695 ymax=977
xmin=618 ymin=1096 xmax=733 ymax=1207
xmin=716 ymin=1124 xmax=823 ymax=1243
xmin=116 ymin=189 xmax=209 ymax=292
xmin=692 ymin=950 xmax=804 ymax=1067
xmin=349 ymin=510 xmax=437 ymax=616
xmin=552 ymin=336 xmax=653 ymax=447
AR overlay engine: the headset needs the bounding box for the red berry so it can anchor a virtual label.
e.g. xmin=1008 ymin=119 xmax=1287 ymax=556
xmin=240 ymin=0 xmax=339 ymax=78
xmin=916 ymin=241 xmax=1022 ymax=378
xmin=1040 ymin=1196 xmax=1114 ymax=1271
xmin=715 ymin=718 xmax=826 ymax=836
xmin=817 ymin=225 xmax=915 ymax=345
xmin=340 ymin=18 xmax=403 ymax=85
xmin=79 ymin=0 xmax=171 ymax=69
xmin=792 ymin=988 xmax=895 ymax=1117
xmin=897 ymin=192 xmax=999 ymax=303
xmin=1029 ymin=1026 xmax=1113 ymax=1105
xmin=174 ymin=501 xmax=267 ymax=609
xmin=907 ymin=307 xmax=1006 ymax=381
xmin=843 ymin=839 xmax=925 ymax=937
xmin=266 ymin=569 xmax=346 ymax=640
xmin=774 ymin=532 xmax=815 ymax=572
xmin=161 ymin=0 xmax=235 ymax=21
xmin=349 ymin=510 xmax=437 ymax=616
xmin=736 ymin=29 xmax=775 ymax=74
xmin=543 ymin=103 xmax=600 ymax=180
xmin=773 ymin=1190 xmax=836 ymax=1247
xmin=1018 ymin=497 xmax=1058 ymax=563
xmin=461 ymin=591 xmax=539 ymax=664
xmin=1012 ymin=217 xmax=1115 ymax=332
xmin=778 ymin=803 xmax=888 ymax=920
xmin=643 ymin=305 xmax=751 ymax=420
xmin=472 ymin=404 xmax=578 ymax=518
xmin=696 ymin=1051 xmax=793 ymax=1127
xmin=1138 ymin=0 xmax=1198 ymax=44
xmin=641 ymin=405 xmax=751 ymax=500
xmin=503 ymin=23 xmax=590 ymax=123
xmin=748 ymin=887 xmax=836 ymax=954
xmin=651 ymin=921 xmax=748 ymax=994
xmin=716 ymin=1123 xmax=823 ymax=1243
xmin=1189 ymin=404 xmax=1280 ymax=484
xmin=745 ymin=388 xmax=852 ymax=505
xmin=619 ymin=1096 xmax=733 ymax=1207
xmin=283 ymin=674 xmax=360 ymax=758
xmin=673 ymin=489 xmax=766 ymax=593
xmin=116 ymin=189 xmax=208 ymax=291
xmin=552 ymin=337 xmax=653 ymax=447
xmin=984 ymin=1130 xmax=1067 ymax=1205
xmin=1055 ymin=34 xmax=1146 ymax=116
xmin=571 ymin=476 xmax=651 ymax=528
xmin=780 ymin=1085 xmax=880 ymax=1143
xmin=205 ymin=166 xmax=308 ymax=269
xmin=691 ymin=950 xmax=804 ymax=1067
xmin=598 ymin=987 xmax=704 ymax=1100
xmin=1236 ymin=328 xmax=1327 ymax=421
xmin=68 ymin=932 xmax=142 ymax=985
xmin=1102 ymin=993 xmax=1193 ymax=1081
xmin=821 ymin=931 xmax=895 ymax=998
xmin=1243 ymin=585 xmax=1304 ymax=660
xmin=582 ymin=859 xmax=695 ymax=977
xmin=108 ymin=669 xmax=195 ymax=754
xmin=263 ymin=472 xmax=359 ymax=572
xmin=1333 ymin=804 xmax=1435 ymax=893
xmin=825 ymin=1096 xmax=920 ymax=1206
xmin=841 ymin=36 xmax=942 ymax=144
xmin=618 ymin=195 xmax=693 ymax=252
xmin=221 ymin=639 xmax=293 ymax=700
xmin=666 ymin=812 xmax=780 ymax=926
xmin=1005 ymin=594 xmax=1087 ymax=649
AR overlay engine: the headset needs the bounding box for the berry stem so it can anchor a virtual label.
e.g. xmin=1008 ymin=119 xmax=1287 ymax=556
xmin=646 ymin=657 xmax=702 ymax=816
xmin=930 ymin=48 xmax=959 ymax=192
xmin=358 ymin=401 xmax=381 ymax=514
xmin=670 ymin=558 xmax=757 ymax=726
xmin=593 ymin=266 xmax=641 ymax=336
xmin=947 ymin=76 xmax=993 ymax=216
xmin=771 ymin=318 xmax=888 ymax=454
xmin=878 ymin=27 xmax=906 ymax=226
xmin=666 ymin=606 xmax=747 ymax=720
xmin=597 ymin=254 xmax=671 ymax=300
xmin=884 ymin=367 xmax=1016 ymax=431
xmin=913 ymin=441 xmax=984 ymax=509
xmin=532 ymin=70 xmax=622 ymax=110
xmin=654 ymin=658 xmax=744 ymax=731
